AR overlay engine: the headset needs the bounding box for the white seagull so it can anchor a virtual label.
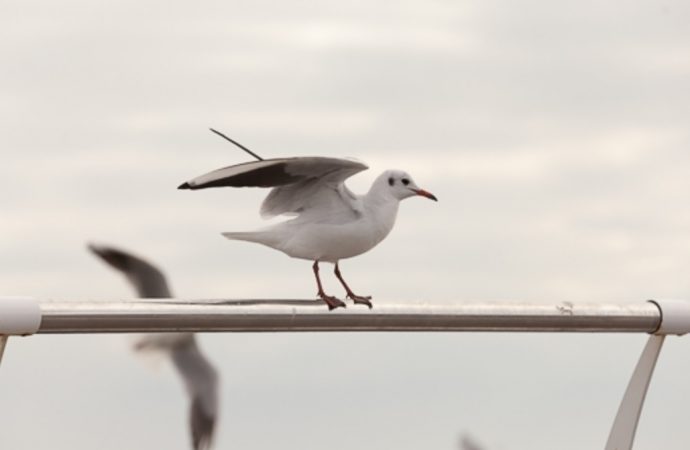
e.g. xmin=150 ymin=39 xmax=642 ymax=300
xmin=89 ymin=244 xmax=219 ymax=450
xmin=178 ymin=153 xmax=437 ymax=310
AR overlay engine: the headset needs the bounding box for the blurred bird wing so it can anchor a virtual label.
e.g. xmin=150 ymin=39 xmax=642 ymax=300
xmin=88 ymin=243 xmax=172 ymax=298
xmin=171 ymin=341 xmax=219 ymax=450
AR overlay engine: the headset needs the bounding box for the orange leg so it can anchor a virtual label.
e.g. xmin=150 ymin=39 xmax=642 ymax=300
xmin=334 ymin=262 xmax=372 ymax=308
xmin=313 ymin=261 xmax=346 ymax=310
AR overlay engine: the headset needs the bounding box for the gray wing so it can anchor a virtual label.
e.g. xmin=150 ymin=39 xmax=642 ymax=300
xmin=178 ymin=157 xmax=368 ymax=219
xmin=88 ymin=243 xmax=171 ymax=297
xmin=172 ymin=340 xmax=220 ymax=450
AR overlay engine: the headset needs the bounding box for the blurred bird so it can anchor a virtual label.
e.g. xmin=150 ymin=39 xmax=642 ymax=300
xmin=179 ymin=155 xmax=437 ymax=310
xmin=460 ymin=434 xmax=486 ymax=450
xmin=89 ymin=243 xmax=219 ymax=450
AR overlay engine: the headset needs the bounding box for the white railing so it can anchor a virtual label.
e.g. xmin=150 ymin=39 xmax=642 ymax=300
xmin=2 ymin=297 xmax=690 ymax=450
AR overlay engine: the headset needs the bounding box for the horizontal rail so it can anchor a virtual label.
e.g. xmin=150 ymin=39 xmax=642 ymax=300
xmin=33 ymin=300 xmax=662 ymax=334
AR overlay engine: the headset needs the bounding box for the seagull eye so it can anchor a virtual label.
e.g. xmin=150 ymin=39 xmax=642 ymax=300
xmin=401 ymin=178 xmax=410 ymax=186
xmin=388 ymin=177 xmax=394 ymax=186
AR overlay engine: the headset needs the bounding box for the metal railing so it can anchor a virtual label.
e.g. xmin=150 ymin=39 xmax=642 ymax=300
xmin=34 ymin=300 xmax=662 ymax=333
xmin=2 ymin=297 xmax=690 ymax=450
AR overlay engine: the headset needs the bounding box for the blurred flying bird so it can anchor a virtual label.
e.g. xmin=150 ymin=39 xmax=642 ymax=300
xmin=89 ymin=243 xmax=219 ymax=450
xmin=179 ymin=136 xmax=437 ymax=310
xmin=460 ymin=434 xmax=486 ymax=450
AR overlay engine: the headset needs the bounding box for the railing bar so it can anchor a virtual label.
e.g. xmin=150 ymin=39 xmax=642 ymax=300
xmin=33 ymin=300 xmax=662 ymax=334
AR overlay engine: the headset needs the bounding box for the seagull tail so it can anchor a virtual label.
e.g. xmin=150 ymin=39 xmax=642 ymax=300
xmin=221 ymin=231 xmax=280 ymax=247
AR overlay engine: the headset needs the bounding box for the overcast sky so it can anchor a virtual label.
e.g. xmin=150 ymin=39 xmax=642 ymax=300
xmin=2 ymin=1 xmax=690 ymax=449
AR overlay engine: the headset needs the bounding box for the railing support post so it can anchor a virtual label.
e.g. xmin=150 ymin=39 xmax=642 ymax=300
xmin=0 ymin=335 xmax=8 ymax=367
xmin=605 ymin=334 xmax=665 ymax=450
xmin=604 ymin=300 xmax=690 ymax=449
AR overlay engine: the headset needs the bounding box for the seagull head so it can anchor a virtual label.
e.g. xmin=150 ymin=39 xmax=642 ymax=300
xmin=379 ymin=170 xmax=437 ymax=202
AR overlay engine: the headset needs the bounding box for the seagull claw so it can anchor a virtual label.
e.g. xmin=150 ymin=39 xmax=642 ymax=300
xmin=318 ymin=293 xmax=346 ymax=310
xmin=348 ymin=294 xmax=373 ymax=309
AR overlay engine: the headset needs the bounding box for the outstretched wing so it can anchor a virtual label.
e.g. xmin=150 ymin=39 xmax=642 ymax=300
xmin=179 ymin=157 xmax=369 ymax=220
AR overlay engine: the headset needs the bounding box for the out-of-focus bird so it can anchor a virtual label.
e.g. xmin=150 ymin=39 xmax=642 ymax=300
xmin=460 ymin=434 xmax=486 ymax=450
xmin=178 ymin=156 xmax=437 ymax=310
xmin=89 ymin=243 xmax=219 ymax=450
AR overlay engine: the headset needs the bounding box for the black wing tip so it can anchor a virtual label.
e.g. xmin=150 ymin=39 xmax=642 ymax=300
xmin=87 ymin=242 xmax=120 ymax=258
xmin=87 ymin=242 xmax=106 ymax=258
xmin=87 ymin=243 xmax=133 ymax=272
xmin=178 ymin=182 xmax=192 ymax=190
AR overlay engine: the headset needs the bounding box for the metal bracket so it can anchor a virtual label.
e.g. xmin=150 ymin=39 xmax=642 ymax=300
xmin=648 ymin=299 xmax=690 ymax=335
xmin=0 ymin=297 xmax=40 ymax=370
xmin=0 ymin=297 xmax=41 ymax=335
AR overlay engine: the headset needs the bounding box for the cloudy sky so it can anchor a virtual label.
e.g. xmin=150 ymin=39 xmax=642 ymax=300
xmin=2 ymin=0 xmax=690 ymax=449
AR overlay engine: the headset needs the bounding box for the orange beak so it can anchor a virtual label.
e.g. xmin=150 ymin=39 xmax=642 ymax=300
xmin=413 ymin=189 xmax=438 ymax=201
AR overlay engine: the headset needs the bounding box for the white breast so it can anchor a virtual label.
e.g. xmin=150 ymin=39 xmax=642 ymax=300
xmin=277 ymin=201 xmax=400 ymax=262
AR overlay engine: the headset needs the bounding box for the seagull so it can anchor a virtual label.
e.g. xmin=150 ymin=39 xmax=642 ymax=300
xmin=178 ymin=147 xmax=437 ymax=310
xmin=88 ymin=244 xmax=219 ymax=450
xmin=460 ymin=435 xmax=486 ymax=450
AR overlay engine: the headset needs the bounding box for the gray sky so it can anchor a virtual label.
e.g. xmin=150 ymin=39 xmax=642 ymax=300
xmin=2 ymin=0 xmax=690 ymax=449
